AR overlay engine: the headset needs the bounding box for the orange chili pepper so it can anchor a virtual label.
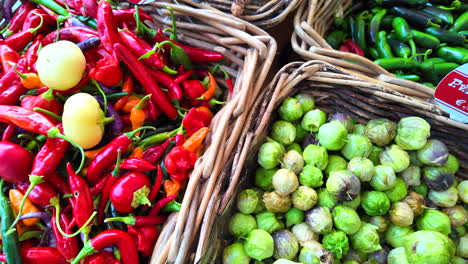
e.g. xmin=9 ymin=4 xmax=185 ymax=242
xmin=130 ymin=147 xmax=144 ymax=158
xmin=183 ymin=127 xmax=209 ymax=153
xmin=114 ymin=75 xmax=134 ymax=111
xmin=14 ymin=65 xmax=43 ymax=89
xmin=163 ymin=179 xmax=182 ymax=197
xmin=122 ymin=95 xmax=143 ymax=113
xmin=198 ymin=72 xmax=216 ymax=100
xmin=9 ymin=189 xmax=40 ymax=226
xmin=196 ymin=106 xmax=214 ymax=118
xmin=130 ymin=94 xmax=151 ymax=136
xmin=84 ymin=145 xmax=107 ymax=159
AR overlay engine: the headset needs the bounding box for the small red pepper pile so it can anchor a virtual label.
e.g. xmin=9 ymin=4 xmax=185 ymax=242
xmin=0 ymin=0 xmax=229 ymax=263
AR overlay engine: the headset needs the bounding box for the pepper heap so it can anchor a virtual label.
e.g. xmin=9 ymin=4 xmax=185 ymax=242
xmin=326 ymin=0 xmax=468 ymax=88
xmin=0 ymin=0 xmax=228 ymax=263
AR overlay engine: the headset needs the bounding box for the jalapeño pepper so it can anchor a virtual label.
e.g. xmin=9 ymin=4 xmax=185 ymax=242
xmin=369 ymin=9 xmax=387 ymax=44
xmin=392 ymin=17 xmax=413 ymax=42
xmin=412 ymin=30 xmax=440 ymax=49
xmin=434 ymin=62 xmax=460 ymax=76
xmin=394 ymin=74 xmax=420 ymax=81
xmin=450 ymin=11 xmax=468 ymax=32
xmin=355 ymin=11 xmax=369 ymax=52
xmin=376 ymin=0 xmax=429 ymax=6
xmin=376 ymin=31 xmax=394 ymax=58
xmin=381 ymin=15 xmax=395 ymax=29
xmin=387 ymin=39 xmax=411 ymax=58
xmin=422 ymin=82 xmax=436 ymax=89
xmin=326 ymin=30 xmax=346 ymax=49
xmin=374 ymin=57 xmax=419 ymax=71
xmin=422 ymin=6 xmax=454 ymax=25
xmin=425 ymin=27 xmax=465 ymax=46
xmin=437 ymin=46 xmax=468 ymax=64
xmin=420 ymin=61 xmax=439 ymax=84
xmin=369 ymin=47 xmax=381 ymax=60
xmin=427 ymin=57 xmax=446 ymax=64
xmin=391 ymin=7 xmax=441 ymax=28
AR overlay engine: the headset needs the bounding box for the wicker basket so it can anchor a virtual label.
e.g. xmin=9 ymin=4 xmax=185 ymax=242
xmin=199 ymin=60 xmax=468 ymax=262
xmin=139 ymin=2 xmax=277 ymax=263
xmin=175 ymin=0 xmax=304 ymax=29
xmin=290 ymin=0 xmax=447 ymax=100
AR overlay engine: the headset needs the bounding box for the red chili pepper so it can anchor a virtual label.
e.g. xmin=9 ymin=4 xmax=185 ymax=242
xmin=110 ymin=171 xmax=151 ymax=213
xmin=174 ymin=133 xmax=185 ymax=146
xmin=113 ymin=8 xmax=153 ymax=26
xmin=127 ymin=226 xmax=160 ymax=257
xmin=182 ymin=79 xmax=206 ymax=100
xmin=182 ymin=107 xmax=213 ymax=136
xmin=20 ymin=247 xmax=68 ymax=264
xmin=90 ymin=173 xmax=109 ymax=196
xmin=113 ymin=43 xmax=178 ymax=119
xmin=164 ymin=146 xmax=197 ymax=182
xmin=46 ymin=171 xmax=70 ymax=195
xmin=148 ymin=165 xmax=164 ymax=203
xmin=96 ymin=172 xmax=116 ymax=223
xmin=89 ymin=54 xmax=123 ymax=87
xmin=25 ymin=36 xmax=43 ymax=71
xmin=17 ymin=181 xmax=58 ymax=207
xmin=146 ymin=99 xmax=161 ymax=121
xmin=109 ymin=157 xmax=156 ymax=172
xmin=84 ymin=251 xmax=120 ymax=264
xmin=339 ymin=40 xmax=365 ymax=56
xmin=174 ymin=70 xmax=194 ymax=84
xmin=148 ymin=195 xmax=177 ymax=216
xmin=1 ymin=124 xmax=16 ymax=141
xmin=142 ymin=139 xmax=171 ymax=164
xmin=21 ymin=88 xmax=63 ymax=123
xmin=82 ymin=0 xmax=98 ymax=18
xmin=105 ymin=215 xmax=165 ymax=227
xmin=67 ymin=163 xmax=94 ymax=229
xmin=30 ymin=124 xmax=68 ymax=178
xmin=4 ymin=3 xmax=35 ymax=36
xmin=22 ymin=9 xmax=56 ymax=33
xmin=42 ymin=27 xmax=99 ymax=46
xmin=118 ymin=30 xmax=172 ymax=72
xmin=97 ymin=1 xmax=121 ymax=55
xmin=0 ymin=45 xmax=20 ymax=73
xmin=70 ymin=229 xmax=139 ymax=264
xmin=87 ymin=128 xmax=147 ymax=184
xmin=0 ymin=59 xmax=29 ymax=105
xmin=51 ymin=208 xmax=79 ymax=261
xmin=154 ymin=28 xmax=224 ymax=63
xmin=0 ymin=141 xmax=33 ymax=183
xmin=150 ymin=68 xmax=183 ymax=100
xmin=5 ymin=12 xmax=45 ymax=52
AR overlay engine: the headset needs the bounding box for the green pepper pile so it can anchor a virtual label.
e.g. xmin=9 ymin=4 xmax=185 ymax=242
xmin=222 ymin=94 xmax=467 ymax=264
xmin=326 ymin=0 xmax=468 ymax=89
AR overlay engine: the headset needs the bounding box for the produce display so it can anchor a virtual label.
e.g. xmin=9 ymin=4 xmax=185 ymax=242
xmin=325 ymin=0 xmax=468 ymax=88
xmin=0 ymin=0 xmax=228 ymax=263
xmin=223 ymin=94 xmax=467 ymax=264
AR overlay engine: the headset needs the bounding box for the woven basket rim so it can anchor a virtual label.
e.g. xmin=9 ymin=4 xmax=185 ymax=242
xmin=291 ymin=0 xmax=468 ymax=131
xmin=145 ymin=2 xmax=278 ymax=263
xmin=177 ymin=0 xmax=305 ymax=29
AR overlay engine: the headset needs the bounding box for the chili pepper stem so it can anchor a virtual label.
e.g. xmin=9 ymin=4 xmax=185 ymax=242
xmin=112 ymin=150 xmax=122 ymax=177
xmin=13 ymin=64 xmax=28 ymax=80
xmin=135 ymin=94 xmax=151 ymax=110
xmin=167 ymin=6 xmax=177 ymax=41
xmin=124 ymin=126 xmax=155 ymax=140
xmin=33 ymin=107 xmax=62 ymax=121
xmin=103 ymin=116 xmax=115 ymax=125
xmin=91 ymin=80 xmax=108 ymax=116
xmin=29 ymin=11 xmax=44 ymax=34
xmin=5 ymin=175 xmax=44 ymax=235
xmin=70 ymin=241 xmax=97 ymax=264
xmin=52 ymin=202 xmax=97 ymax=238
xmin=104 ymin=216 xmax=136 ymax=225
xmin=47 ymin=127 xmax=85 ymax=174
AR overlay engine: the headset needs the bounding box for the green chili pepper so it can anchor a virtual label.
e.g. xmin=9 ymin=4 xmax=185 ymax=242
xmin=334 ymin=17 xmax=348 ymax=32
xmin=162 ymin=200 xmax=181 ymax=212
xmin=394 ymin=73 xmax=420 ymax=81
xmin=159 ymin=41 xmax=193 ymax=70
xmin=376 ymin=0 xmax=429 ymax=6
xmin=355 ymin=11 xmax=369 ymax=52
xmin=139 ymin=128 xmax=179 ymax=149
xmin=412 ymin=30 xmax=440 ymax=49
xmin=422 ymin=82 xmax=436 ymax=89
xmin=369 ymin=9 xmax=387 ymax=44
xmin=421 ymin=6 xmax=454 ymax=25
xmin=427 ymin=57 xmax=446 ymax=64
xmin=420 ymin=61 xmax=440 ymax=84
xmin=326 ymin=30 xmax=346 ymax=49
xmin=376 ymin=31 xmax=394 ymax=58
xmin=437 ymin=46 xmax=468 ymax=64
xmin=434 ymin=62 xmax=460 ymax=76
xmin=348 ymin=16 xmax=357 ymax=43
xmin=0 ymin=180 xmax=22 ymax=264
xmin=387 ymin=39 xmax=411 ymax=58
xmin=369 ymin=47 xmax=381 ymax=60
xmin=392 ymin=17 xmax=413 ymax=42
xmin=425 ymin=27 xmax=465 ymax=46
xmin=374 ymin=57 xmax=419 ymax=71
xmin=450 ymin=11 xmax=468 ymax=32
xmin=381 ymin=15 xmax=396 ymax=29
xmin=458 ymin=30 xmax=468 ymax=37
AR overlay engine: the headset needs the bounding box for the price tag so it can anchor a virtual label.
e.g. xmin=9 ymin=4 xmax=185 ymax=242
xmin=434 ymin=63 xmax=468 ymax=123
